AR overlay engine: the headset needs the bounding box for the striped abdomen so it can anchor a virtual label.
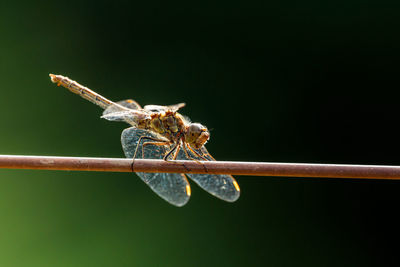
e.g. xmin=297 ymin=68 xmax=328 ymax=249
xmin=49 ymin=74 xmax=114 ymax=110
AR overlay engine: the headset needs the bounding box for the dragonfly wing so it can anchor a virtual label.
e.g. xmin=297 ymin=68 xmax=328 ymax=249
xmin=144 ymin=103 xmax=185 ymax=112
xmin=101 ymin=111 xmax=134 ymax=122
xmin=103 ymin=99 xmax=142 ymax=116
xmin=116 ymin=99 xmax=142 ymax=110
xmin=143 ymin=105 xmax=169 ymax=112
xmin=166 ymin=103 xmax=186 ymax=111
xmin=102 ymin=110 xmax=150 ymax=127
xmin=121 ymin=127 xmax=190 ymax=207
xmin=178 ymin=146 xmax=240 ymax=202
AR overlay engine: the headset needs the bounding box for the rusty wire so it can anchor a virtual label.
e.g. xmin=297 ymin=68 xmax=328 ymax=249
xmin=1 ymin=154 xmax=400 ymax=180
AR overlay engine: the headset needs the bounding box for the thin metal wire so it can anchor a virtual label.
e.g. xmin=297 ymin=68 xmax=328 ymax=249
xmin=1 ymin=155 xmax=400 ymax=180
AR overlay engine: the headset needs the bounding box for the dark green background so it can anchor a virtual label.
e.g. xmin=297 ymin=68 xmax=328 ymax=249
xmin=1 ymin=1 xmax=399 ymax=266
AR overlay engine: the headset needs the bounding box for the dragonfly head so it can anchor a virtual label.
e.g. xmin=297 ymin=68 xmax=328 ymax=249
xmin=185 ymin=123 xmax=210 ymax=150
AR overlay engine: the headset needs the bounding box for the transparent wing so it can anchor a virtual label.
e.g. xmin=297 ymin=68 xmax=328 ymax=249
xmin=116 ymin=99 xmax=142 ymax=110
xmin=121 ymin=127 xmax=191 ymax=207
xmin=101 ymin=109 xmax=150 ymax=126
xmin=178 ymin=145 xmax=240 ymax=202
xmin=103 ymin=99 xmax=142 ymax=116
xmin=101 ymin=111 xmax=135 ymax=122
xmin=144 ymin=103 xmax=186 ymax=112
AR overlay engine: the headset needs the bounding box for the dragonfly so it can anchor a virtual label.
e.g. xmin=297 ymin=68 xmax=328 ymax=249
xmin=49 ymin=74 xmax=240 ymax=206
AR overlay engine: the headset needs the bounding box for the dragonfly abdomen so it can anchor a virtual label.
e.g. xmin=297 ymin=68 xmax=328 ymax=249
xmin=49 ymin=74 xmax=114 ymax=110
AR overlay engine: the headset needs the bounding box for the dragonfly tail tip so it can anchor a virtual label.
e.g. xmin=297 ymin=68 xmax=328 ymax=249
xmin=49 ymin=73 xmax=60 ymax=84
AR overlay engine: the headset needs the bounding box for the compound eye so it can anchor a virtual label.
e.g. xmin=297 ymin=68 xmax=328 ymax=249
xmin=187 ymin=123 xmax=203 ymax=137
xmin=186 ymin=123 xmax=209 ymax=149
xmin=189 ymin=124 xmax=201 ymax=133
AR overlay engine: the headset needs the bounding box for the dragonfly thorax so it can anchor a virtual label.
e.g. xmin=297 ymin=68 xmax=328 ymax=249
xmin=147 ymin=112 xmax=210 ymax=150
xmin=148 ymin=111 xmax=185 ymax=141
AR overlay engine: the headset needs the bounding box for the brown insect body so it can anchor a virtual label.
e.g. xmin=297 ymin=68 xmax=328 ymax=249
xmin=49 ymin=73 xmax=240 ymax=206
xmin=138 ymin=110 xmax=204 ymax=160
xmin=147 ymin=111 xmax=185 ymax=143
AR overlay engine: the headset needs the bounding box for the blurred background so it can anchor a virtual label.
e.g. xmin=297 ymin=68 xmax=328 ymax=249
xmin=1 ymin=0 xmax=399 ymax=266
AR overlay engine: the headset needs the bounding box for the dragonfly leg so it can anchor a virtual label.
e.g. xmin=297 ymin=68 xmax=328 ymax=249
xmin=181 ymin=143 xmax=209 ymax=173
xmin=142 ymin=141 xmax=170 ymax=159
xmin=200 ymin=149 xmax=216 ymax=160
xmin=165 ymin=143 xmax=191 ymax=172
xmin=171 ymin=143 xmax=181 ymax=160
xmin=163 ymin=142 xmax=180 ymax=161
xmin=182 ymin=143 xmax=197 ymax=161
xmin=186 ymin=144 xmax=209 ymax=161
xmin=134 ymin=136 xmax=168 ymax=159
xmin=181 ymin=143 xmax=207 ymax=163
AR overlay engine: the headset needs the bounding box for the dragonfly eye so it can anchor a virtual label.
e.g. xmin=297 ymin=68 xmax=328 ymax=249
xmin=186 ymin=123 xmax=210 ymax=149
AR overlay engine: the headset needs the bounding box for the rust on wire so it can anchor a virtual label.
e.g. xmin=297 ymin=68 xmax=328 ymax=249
xmin=1 ymin=155 xmax=400 ymax=180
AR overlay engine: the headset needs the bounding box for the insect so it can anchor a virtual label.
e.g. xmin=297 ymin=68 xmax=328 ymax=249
xmin=49 ymin=74 xmax=240 ymax=206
